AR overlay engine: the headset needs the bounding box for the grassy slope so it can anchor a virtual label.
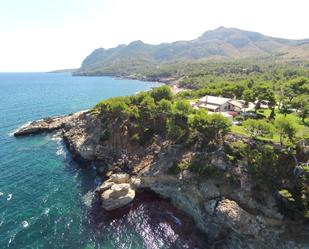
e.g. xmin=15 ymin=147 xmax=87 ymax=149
xmin=231 ymin=109 xmax=309 ymax=143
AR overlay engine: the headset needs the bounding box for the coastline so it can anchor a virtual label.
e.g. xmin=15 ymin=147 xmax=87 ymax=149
xmin=13 ymin=108 xmax=309 ymax=249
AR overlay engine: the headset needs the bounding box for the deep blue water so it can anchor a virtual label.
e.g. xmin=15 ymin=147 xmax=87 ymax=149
xmin=0 ymin=73 xmax=206 ymax=249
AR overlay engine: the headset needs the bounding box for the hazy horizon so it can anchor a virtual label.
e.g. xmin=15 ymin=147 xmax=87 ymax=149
xmin=1 ymin=0 xmax=309 ymax=72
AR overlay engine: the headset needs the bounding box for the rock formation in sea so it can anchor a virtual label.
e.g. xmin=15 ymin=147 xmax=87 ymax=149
xmin=14 ymin=111 xmax=309 ymax=249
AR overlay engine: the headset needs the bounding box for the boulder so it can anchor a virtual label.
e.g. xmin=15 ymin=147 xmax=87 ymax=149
xmin=96 ymin=180 xmax=114 ymax=193
xmin=209 ymin=150 xmax=229 ymax=171
xmin=215 ymin=199 xmax=264 ymax=237
xmin=101 ymin=183 xmax=135 ymax=211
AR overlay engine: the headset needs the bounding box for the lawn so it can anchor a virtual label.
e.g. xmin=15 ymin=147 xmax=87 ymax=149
xmin=231 ymin=109 xmax=309 ymax=143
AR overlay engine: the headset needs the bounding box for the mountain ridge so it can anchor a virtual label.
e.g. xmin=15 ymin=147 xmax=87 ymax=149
xmin=75 ymin=27 xmax=309 ymax=76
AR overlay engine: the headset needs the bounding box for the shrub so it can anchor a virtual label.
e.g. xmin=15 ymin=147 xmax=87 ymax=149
xmin=279 ymin=189 xmax=295 ymax=202
xmin=226 ymin=141 xmax=247 ymax=160
xmin=166 ymin=119 xmax=188 ymax=143
xmin=157 ymin=99 xmax=172 ymax=114
xmin=139 ymin=128 xmax=155 ymax=145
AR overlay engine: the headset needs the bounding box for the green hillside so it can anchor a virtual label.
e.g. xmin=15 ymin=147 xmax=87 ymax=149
xmin=74 ymin=27 xmax=309 ymax=77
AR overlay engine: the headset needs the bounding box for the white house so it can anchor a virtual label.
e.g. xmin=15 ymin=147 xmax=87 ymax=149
xmin=198 ymin=95 xmax=232 ymax=112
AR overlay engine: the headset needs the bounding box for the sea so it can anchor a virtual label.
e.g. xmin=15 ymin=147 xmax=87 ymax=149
xmin=0 ymin=73 xmax=208 ymax=249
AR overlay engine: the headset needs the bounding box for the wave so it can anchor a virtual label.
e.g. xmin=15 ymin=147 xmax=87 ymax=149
xmin=82 ymin=191 xmax=94 ymax=207
xmin=43 ymin=208 xmax=50 ymax=215
xmin=8 ymin=121 xmax=32 ymax=136
xmin=48 ymin=132 xmax=68 ymax=158
xmin=56 ymin=144 xmax=66 ymax=157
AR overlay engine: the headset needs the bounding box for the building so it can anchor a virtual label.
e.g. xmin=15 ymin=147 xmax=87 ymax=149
xmin=196 ymin=95 xmax=253 ymax=113
xmin=198 ymin=95 xmax=233 ymax=112
xmin=228 ymin=99 xmax=245 ymax=112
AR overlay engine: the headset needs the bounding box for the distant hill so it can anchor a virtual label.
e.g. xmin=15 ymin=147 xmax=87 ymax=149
xmin=74 ymin=27 xmax=309 ymax=76
xmin=49 ymin=68 xmax=77 ymax=73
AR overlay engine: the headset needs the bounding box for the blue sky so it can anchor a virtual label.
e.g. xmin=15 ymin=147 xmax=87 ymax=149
xmin=1 ymin=0 xmax=308 ymax=71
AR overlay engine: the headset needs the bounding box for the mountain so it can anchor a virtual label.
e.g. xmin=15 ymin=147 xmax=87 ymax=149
xmin=75 ymin=27 xmax=309 ymax=76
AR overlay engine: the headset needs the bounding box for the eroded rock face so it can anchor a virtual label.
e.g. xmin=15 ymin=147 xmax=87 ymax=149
xmin=14 ymin=111 xmax=309 ymax=249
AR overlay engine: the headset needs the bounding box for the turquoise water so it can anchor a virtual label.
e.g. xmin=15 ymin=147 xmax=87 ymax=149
xmin=0 ymin=73 xmax=206 ymax=249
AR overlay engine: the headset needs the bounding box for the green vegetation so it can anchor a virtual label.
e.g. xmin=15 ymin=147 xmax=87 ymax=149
xmin=232 ymin=110 xmax=308 ymax=144
xmin=90 ymin=59 xmax=309 ymax=220
xmin=93 ymin=86 xmax=231 ymax=148
xmin=279 ymin=189 xmax=296 ymax=203
xmin=189 ymin=110 xmax=231 ymax=145
xmin=225 ymin=140 xmax=309 ymax=219
xmin=243 ymin=119 xmax=274 ymax=139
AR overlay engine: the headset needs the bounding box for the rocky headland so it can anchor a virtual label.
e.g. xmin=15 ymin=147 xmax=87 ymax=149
xmin=14 ymin=111 xmax=309 ymax=249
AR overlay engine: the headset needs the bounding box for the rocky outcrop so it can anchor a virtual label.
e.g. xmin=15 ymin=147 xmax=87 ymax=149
xmin=215 ymin=199 xmax=264 ymax=236
xmin=14 ymin=111 xmax=309 ymax=249
xmin=97 ymin=173 xmax=135 ymax=211
xmin=14 ymin=111 xmax=86 ymax=136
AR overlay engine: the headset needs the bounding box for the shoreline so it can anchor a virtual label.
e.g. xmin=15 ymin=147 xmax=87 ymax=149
xmin=13 ymin=111 xmax=309 ymax=249
xmin=11 ymin=81 xmax=309 ymax=249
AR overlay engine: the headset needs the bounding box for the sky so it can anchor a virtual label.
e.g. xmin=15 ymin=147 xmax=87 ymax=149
xmin=0 ymin=0 xmax=308 ymax=72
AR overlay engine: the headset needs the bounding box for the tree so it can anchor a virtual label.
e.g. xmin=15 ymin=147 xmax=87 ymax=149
xmin=150 ymin=85 xmax=173 ymax=102
xmin=252 ymin=83 xmax=276 ymax=111
xmin=275 ymin=116 xmax=298 ymax=145
xmin=209 ymin=114 xmax=232 ymax=143
xmin=173 ymin=100 xmax=192 ymax=116
xmin=291 ymin=95 xmax=307 ymax=111
xmin=243 ymin=119 xmax=274 ymax=139
xmin=291 ymin=95 xmax=309 ymax=123
xmin=299 ymin=104 xmax=309 ymax=123
xmin=189 ymin=111 xmax=231 ymax=145
xmin=157 ymin=99 xmax=172 ymax=114
xmin=243 ymin=89 xmax=254 ymax=103
xmin=139 ymin=95 xmax=156 ymax=120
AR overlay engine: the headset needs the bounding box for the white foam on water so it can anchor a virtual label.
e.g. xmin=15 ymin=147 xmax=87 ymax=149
xmin=7 ymin=234 xmax=16 ymax=247
xmin=49 ymin=132 xmax=62 ymax=142
xmin=0 ymin=192 xmax=3 ymax=197
xmin=82 ymin=191 xmax=94 ymax=207
xmin=56 ymin=145 xmax=66 ymax=157
xmin=8 ymin=121 xmax=32 ymax=136
xmin=44 ymin=208 xmax=50 ymax=215
xmin=48 ymin=132 xmax=68 ymax=158
xmin=21 ymin=220 xmax=29 ymax=228
xmin=7 ymin=193 xmax=12 ymax=201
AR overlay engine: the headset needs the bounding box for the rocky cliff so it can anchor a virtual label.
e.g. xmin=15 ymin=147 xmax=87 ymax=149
xmin=14 ymin=111 xmax=309 ymax=249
